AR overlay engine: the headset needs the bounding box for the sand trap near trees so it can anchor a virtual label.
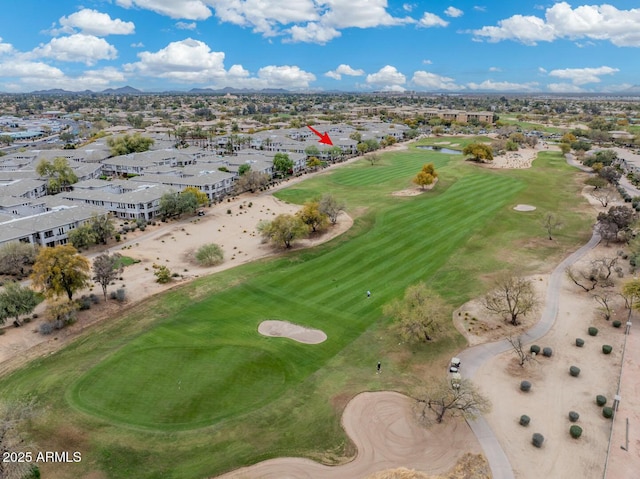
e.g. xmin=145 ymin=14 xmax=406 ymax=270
xmin=214 ymin=391 xmax=483 ymax=479
xmin=513 ymin=204 xmax=536 ymax=211
xmin=258 ymin=320 xmax=327 ymax=344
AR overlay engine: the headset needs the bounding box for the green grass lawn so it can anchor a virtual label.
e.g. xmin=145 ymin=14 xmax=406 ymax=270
xmin=1 ymin=140 xmax=593 ymax=479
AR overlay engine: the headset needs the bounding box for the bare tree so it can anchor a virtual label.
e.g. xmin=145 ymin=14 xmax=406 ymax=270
xmin=92 ymin=252 xmax=123 ymax=301
xmin=416 ymin=378 xmax=491 ymax=424
xmin=566 ymin=257 xmax=618 ymax=292
xmin=542 ymin=213 xmax=563 ymax=240
xmin=483 ymin=275 xmax=538 ymax=325
xmin=590 ymin=186 xmax=615 ymax=207
xmin=0 ymin=398 xmax=38 ymax=479
xmin=507 ymin=335 xmax=534 ymax=367
xmin=367 ymin=153 xmax=381 ymax=166
xmin=592 ymin=292 xmax=614 ymax=321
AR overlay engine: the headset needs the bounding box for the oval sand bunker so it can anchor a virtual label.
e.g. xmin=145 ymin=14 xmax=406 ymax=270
xmin=258 ymin=320 xmax=327 ymax=344
xmin=514 ymin=204 xmax=536 ymax=211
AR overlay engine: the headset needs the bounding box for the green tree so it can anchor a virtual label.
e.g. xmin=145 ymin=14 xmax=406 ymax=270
xmin=36 ymin=157 xmax=78 ymax=194
xmin=89 ymin=214 xmax=116 ymax=245
xmin=238 ymin=163 xmax=251 ymax=176
xmin=30 ymin=245 xmax=90 ymax=301
xmin=153 ymin=264 xmax=172 ymax=283
xmin=622 ymin=278 xmax=640 ymax=319
xmin=183 ymin=186 xmax=209 ymax=206
xmin=273 ymin=153 xmax=294 ymax=177
xmin=304 ymin=145 xmax=320 ymax=158
xmin=0 ymin=134 xmax=13 ymax=146
xmin=68 ymin=223 xmax=97 ymax=249
xmin=383 ymin=283 xmax=449 ymax=342
xmin=107 ymin=133 xmax=154 ymax=156
xmin=584 ymin=176 xmax=608 ymax=189
xmin=92 ymin=252 xmax=123 ymax=301
xmin=462 ymin=143 xmax=493 ymax=162
xmin=257 ymin=214 xmax=308 ymax=248
xmin=318 ymin=193 xmax=345 ymax=225
xmin=413 ymin=163 xmax=438 ymax=190
xmin=194 ymin=243 xmax=224 ymax=266
xmin=297 ymin=201 xmax=329 ymax=233
xmin=0 ymin=281 xmax=39 ymax=325
xmin=306 ymin=156 xmax=323 ymax=170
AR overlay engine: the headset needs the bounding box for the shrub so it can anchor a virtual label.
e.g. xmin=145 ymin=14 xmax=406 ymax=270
xmin=532 ymin=433 xmax=544 ymax=448
xmin=569 ymin=366 xmax=581 ymax=377
xmin=602 ymin=345 xmax=613 ymax=354
xmin=110 ymin=291 xmax=117 ymax=300
xmin=530 ymin=345 xmax=541 ymax=354
xmin=569 ymin=411 xmax=580 ymax=422
xmin=588 ymin=327 xmax=598 ymax=336
xmin=542 ymin=347 xmax=553 ymax=357
xmin=613 ymin=320 xmax=622 ymax=328
xmin=154 ymin=265 xmax=172 ymax=284
xmin=520 ymin=414 xmax=531 ymax=426
xmin=596 ymin=395 xmax=607 ymax=406
xmin=570 ymin=425 xmax=583 ymax=438
xmin=603 ymin=407 xmax=614 ymax=419
xmin=116 ymin=288 xmax=126 ymax=302
xmin=576 ymin=338 xmax=585 ymax=347
xmin=39 ymin=322 xmax=54 ymax=335
xmin=78 ymin=297 xmax=91 ymax=310
xmin=520 ymin=380 xmax=532 ymax=392
xmin=115 ymin=233 xmax=121 ymax=242
xmin=194 ymin=243 xmax=224 ymax=267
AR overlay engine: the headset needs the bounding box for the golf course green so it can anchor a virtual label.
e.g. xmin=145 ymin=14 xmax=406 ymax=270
xmin=1 ymin=139 xmax=592 ymax=478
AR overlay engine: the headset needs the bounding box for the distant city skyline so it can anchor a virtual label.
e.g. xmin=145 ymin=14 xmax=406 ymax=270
xmin=0 ymin=1 xmax=639 ymax=94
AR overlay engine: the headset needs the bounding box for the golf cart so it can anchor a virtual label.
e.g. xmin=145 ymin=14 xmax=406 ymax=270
xmin=449 ymin=357 xmax=461 ymax=373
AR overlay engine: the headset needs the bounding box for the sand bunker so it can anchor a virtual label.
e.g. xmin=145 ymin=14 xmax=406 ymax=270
xmin=513 ymin=204 xmax=536 ymax=211
xmin=258 ymin=320 xmax=327 ymax=344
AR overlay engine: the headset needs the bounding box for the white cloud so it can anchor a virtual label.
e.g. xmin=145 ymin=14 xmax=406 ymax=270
xmin=419 ymin=12 xmax=449 ymax=28
xmin=117 ymin=0 xmax=412 ymax=44
xmin=176 ymin=22 xmax=197 ymax=30
xmin=538 ymin=67 xmax=547 ymax=73
xmin=548 ymin=66 xmax=619 ymax=85
xmin=325 ymin=63 xmax=365 ymax=80
xmin=444 ymin=7 xmax=463 ymax=18
xmin=422 ymin=59 xmax=433 ymax=65
xmin=467 ymin=80 xmax=539 ymax=91
xmin=0 ymin=61 xmax=66 ymax=80
xmin=131 ymin=42 xmax=145 ymax=48
xmin=547 ymin=82 xmax=585 ymax=93
xmin=473 ymin=2 xmax=640 ymax=47
xmin=403 ymin=3 xmax=415 ymax=12
xmin=382 ymin=84 xmax=406 ymax=92
xmin=0 ymin=38 xmax=14 ymax=56
xmin=58 ymin=9 xmax=135 ymax=36
xmin=366 ymin=65 xmax=406 ymax=88
xmin=288 ymin=23 xmax=341 ymax=44
xmin=488 ymin=66 xmax=501 ymax=72
xmin=115 ymin=0 xmax=212 ymax=20
xmin=412 ymin=71 xmax=462 ymax=90
xmin=473 ymin=6 xmax=486 ymax=12
xmin=124 ymin=38 xmax=315 ymax=89
xmin=30 ymin=34 xmax=118 ymax=66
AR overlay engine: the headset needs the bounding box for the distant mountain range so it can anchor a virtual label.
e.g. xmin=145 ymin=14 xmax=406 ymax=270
xmin=3 ymin=84 xmax=640 ymax=96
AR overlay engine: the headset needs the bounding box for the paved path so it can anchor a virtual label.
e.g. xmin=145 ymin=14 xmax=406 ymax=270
xmin=458 ymin=228 xmax=601 ymax=479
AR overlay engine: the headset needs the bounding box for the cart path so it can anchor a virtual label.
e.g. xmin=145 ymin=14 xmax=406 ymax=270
xmin=458 ymin=227 xmax=601 ymax=479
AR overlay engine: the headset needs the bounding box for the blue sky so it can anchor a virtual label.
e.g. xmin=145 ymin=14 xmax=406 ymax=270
xmin=0 ymin=1 xmax=638 ymax=93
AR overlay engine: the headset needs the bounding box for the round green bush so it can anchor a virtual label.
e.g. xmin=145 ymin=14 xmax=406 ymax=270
xmin=612 ymin=320 xmax=622 ymax=328
xmin=532 ymin=433 xmax=545 ymax=448
xmin=569 ymin=411 xmax=580 ymax=422
xmin=542 ymin=347 xmax=553 ymax=357
xmin=588 ymin=327 xmax=598 ymax=336
xmin=520 ymin=414 xmax=531 ymax=426
xmin=194 ymin=243 xmax=224 ymax=267
xmin=569 ymin=366 xmax=581 ymax=377
xmin=602 ymin=345 xmax=613 ymax=355
xmin=520 ymin=380 xmax=532 ymax=392
xmin=596 ymin=395 xmax=607 ymax=406
xmin=576 ymin=338 xmax=585 ymax=347
xmin=530 ymin=345 xmax=541 ymax=354
xmin=570 ymin=425 xmax=583 ymax=438
xmin=603 ymin=406 xmax=614 ymax=419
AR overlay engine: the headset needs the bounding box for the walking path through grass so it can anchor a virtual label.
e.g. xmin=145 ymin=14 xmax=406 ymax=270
xmin=459 ymin=227 xmax=601 ymax=479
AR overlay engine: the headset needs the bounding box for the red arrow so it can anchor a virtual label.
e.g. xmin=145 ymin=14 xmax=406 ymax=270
xmin=307 ymin=125 xmax=333 ymax=145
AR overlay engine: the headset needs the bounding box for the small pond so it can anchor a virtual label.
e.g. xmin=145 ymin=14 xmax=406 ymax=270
xmin=416 ymin=146 xmax=462 ymax=155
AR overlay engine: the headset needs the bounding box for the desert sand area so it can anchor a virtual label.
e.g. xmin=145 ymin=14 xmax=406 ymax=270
xmin=2 ymin=141 xmax=640 ymax=479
